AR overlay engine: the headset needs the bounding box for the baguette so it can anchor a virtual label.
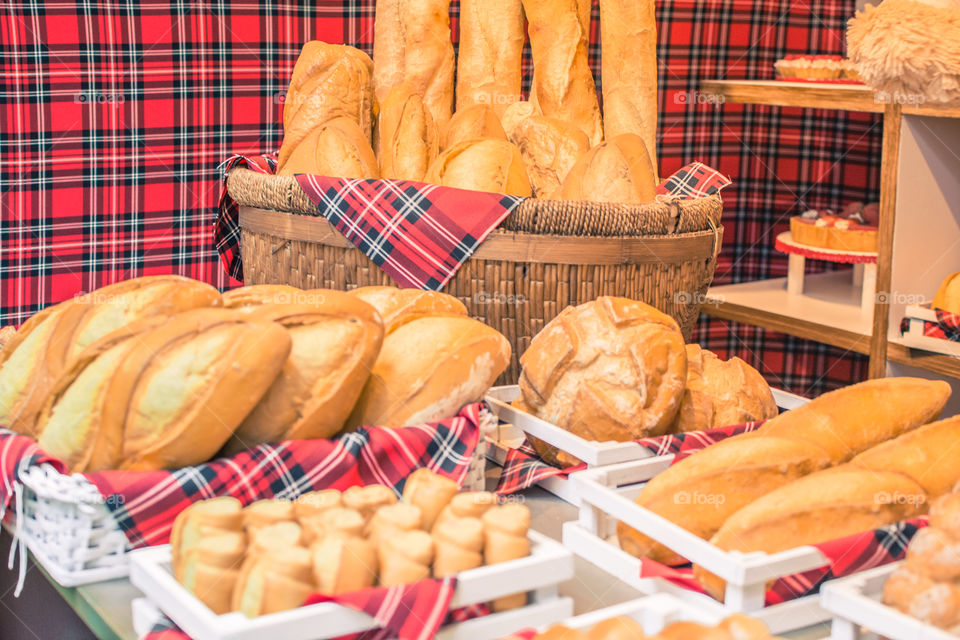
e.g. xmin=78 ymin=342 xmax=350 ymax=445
xmin=507 ymin=115 xmax=590 ymax=198
xmin=599 ymin=0 xmax=659 ymax=179
xmin=522 ymin=0 xmax=603 ymax=145
xmin=455 ymin=0 xmax=524 ymax=115
xmin=377 ymin=83 xmax=440 ymax=181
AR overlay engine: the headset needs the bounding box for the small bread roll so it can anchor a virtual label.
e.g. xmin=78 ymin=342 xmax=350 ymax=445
xmin=559 ymin=134 xmax=657 ymax=204
xmin=401 ymin=468 xmax=460 ymax=530
xmin=171 ymin=497 xmax=244 ymax=581
xmin=482 ymin=504 xmax=531 ymax=611
xmin=883 ymin=564 xmax=934 ymax=612
xmin=584 ymin=617 xmax=648 ymax=640
xmin=366 ymin=503 xmax=423 ymax=548
xmin=434 ymin=491 xmax=497 ymax=531
xmin=277 ymin=116 xmax=379 ymax=179
xmin=242 ymin=500 xmax=295 ymax=538
xmin=657 ymin=622 xmax=730 ymax=640
xmin=378 ymin=529 xmax=435 ymax=586
xmin=508 ymin=115 xmax=590 ymax=198
xmin=425 ymin=138 xmax=532 ymax=196
xmin=294 ymin=490 xmax=342 ymax=520
xmin=718 ymin=614 xmax=774 ymax=640
xmin=908 ymin=582 xmax=960 ymax=629
xmin=180 ymin=533 xmax=247 ymax=615
xmin=301 ymin=507 xmax=366 ymax=544
xmin=343 ymin=485 xmax=398 ymax=522
xmin=377 ymin=83 xmax=440 ymax=181
xmin=536 ymin=625 xmax=586 ymax=640
xmin=312 ymin=535 xmax=378 ymax=594
xmin=249 ymin=522 xmax=303 ymax=552
xmin=930 ymin=492 xmax=960 ymax=538
xmin=442 ymin=105 xmax=507 ymax=150
xmin=906 ymin=527 xmax=960 ymax=581
xmin=233 ymin=547 xmax=315 ymax=617
xmin=501 ymin=101 xmax=541 ymax=140
xmin=433 ymin=516 xmax=484 ymax=577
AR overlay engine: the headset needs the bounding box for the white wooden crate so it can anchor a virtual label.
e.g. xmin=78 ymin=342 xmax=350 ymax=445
xmin=563 ymin=458 xmax=837 ymax=634
xmin=820 ymin=562 xmax=956 ymax=640
xmin=484 ymin=385 xmax=808 ymax=504
xmin=900 ymin=304 xmax=960 ymax=358
xmin=544 ymin=593 xmax=721 ymax=633
xmin=129 ymin=530 xmax=574 ymax=640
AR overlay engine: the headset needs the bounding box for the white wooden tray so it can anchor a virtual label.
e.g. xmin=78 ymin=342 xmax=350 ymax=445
xmin=820 ymin=562 xmax=956 ymax=640
xmin=563 ymin=458 xmax=837 ymax=634
xmin=485 ymin=385 xmax=808 ymax=504
xmin=900 ymin=303 xmax=960 ymax=357
xmin=129 ymin=531 xmax=574 ymax=640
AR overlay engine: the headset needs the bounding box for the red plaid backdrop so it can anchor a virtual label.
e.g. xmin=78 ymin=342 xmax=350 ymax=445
xmin=0 ymin=0 xmax=876 ymax=395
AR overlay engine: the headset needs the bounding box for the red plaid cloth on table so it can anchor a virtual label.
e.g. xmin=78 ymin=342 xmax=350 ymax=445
xmin=494 ymin=420 xmax=766 ymax=495
xmin=900 ymin=308 xmax=960 ymax=342
xmin=214 ymin=156 xmax=731 ymax=289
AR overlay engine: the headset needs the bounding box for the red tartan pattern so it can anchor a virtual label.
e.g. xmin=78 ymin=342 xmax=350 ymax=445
xmin=900 ymin=308 xmax=960 ymax=342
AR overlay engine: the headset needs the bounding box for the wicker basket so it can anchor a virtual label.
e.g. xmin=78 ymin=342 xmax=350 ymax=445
xmin=227 ymin=169 xmax=724 ymax=384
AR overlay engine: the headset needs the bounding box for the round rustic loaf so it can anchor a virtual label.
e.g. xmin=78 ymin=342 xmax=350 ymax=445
xmin=518 ymin=296 xmax=687 ymax=467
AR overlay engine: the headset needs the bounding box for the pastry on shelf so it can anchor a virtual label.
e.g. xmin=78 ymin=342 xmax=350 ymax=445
xmin=774 ymin=55 xmax=860 ymax=82
xmin=788 ymin=203 xmax=879 ymax=253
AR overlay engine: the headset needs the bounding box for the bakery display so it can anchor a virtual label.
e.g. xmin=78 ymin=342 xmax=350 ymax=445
xmin=673 ymin=344 xmax=778 ymax=433
xmin=524 ymin=613 xmax=781 ymax=640
xmin=616 ymin=378 xmax=951 ymax=566
xmin=169 ymin=470 xmax=533 ymax=617
xmin=789 ymin=206 xmax=879 ymax=253
xmin=517 ymin=297 xmax=687 ymax=468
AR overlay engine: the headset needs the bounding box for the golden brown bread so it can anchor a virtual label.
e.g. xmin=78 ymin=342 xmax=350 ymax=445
xmin=234 ymin=547 xmax=315 ymax=616
xmin=522 ymin=0 xmax=603 ymax=145
xmin=301 ymin=507 xmax=366 ymax=544
xmin=518 ymin=297 xmax=687 ymax=468
xmin=599 ymin=0 xmax=659 ymax=179
xmin=442 ymin=105 xmax=508 ymax=150
xmin=432 ymin=516 xmax=484 ymax=576
xmin=425 ymin=138 xmax=532 ymax=196
xmin=277 ymin=116 xmax=379 ymax=179
xmin=225 ymin=293 xmax=384 ymax=452
xmin=343 ymin=485 xmax=398 ymax=521
xmin=904 ymin=526 xmax=960 ymax=581
xmin=180 ymin=533 xmax=246 ymax=614
xmin=366 ymin=503 xmax=423 ymax=548
xmin=401 ymin=467 xmax=459 ymax=530
xmin=930 ymin=492 xmax=960 ymax=538
xmin=377 ymin=83 xmax=440 ymax=181
xmin=508 ymin=115 xmax=590 ymax=198
xmin=293 ymin=490 xmax=343 ymax=520
xmin=279 ymin=42 xmax=375 ymax=169
xmin=347 ymin=286 xmax=466 ymax=334
xmin=559 ymin=134 xmax=657 ymax=204
xmin=673 ymin=345 xmax=778 ymax=433
xmin=311 ymin=535 xmax=378 ymax=594
xmin=378 ymin=529 xmax=435 ymax=586
xmin=112 ymin=308 xmax=291 ymax=471
xmin=0 ymin=326 xmax=15 ymax=355
xmin=584 ymin=617 xmax=648 ymax=640
xmin=434 ymin=491 xmax=496 ymax=530
xmin=221 ymin=285 xmax=304 ymax=310
xmin=455 ymin=0 xmax=524 ymax=115
xmin=170 ymin=497 xmax=244 ymax=582
xmin=347 ymin=314 xmax=510 ymax=429
xmin=500 ymin=101 xmax=542 ymax=140
xmin=483 ymin=504 xmax=531 ymax=611
xmin=933 ymin=272 xmax=960 ymax=315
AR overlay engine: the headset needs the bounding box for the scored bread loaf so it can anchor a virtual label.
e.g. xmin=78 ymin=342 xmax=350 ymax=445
xmin=278 ymin=42 xmax=374 ymax=169
xmin=221 ymin=285 xmax=304 ymax=310
xmin=425 ymin=138 xmax=532 ymax=196
xmin=277 ymin=116 xmax=379 ymax=179
xmin=455 ymin=0 xmax=524 ymax=115
xmin=599 ymin=0 xmax=659 ymax=180
xmin=518 ymin=297 xmax=687 ymax=468
xmin=346 ymin=314 xmax=511 ymax=430
xmin=347 ymin=286 xmax=466 ymax=334
xmin=559 ymin=134 xmax=657 ymax=204
xmin=508 ymin=115 xmax=590 ymax=198
xmin=224 ymin=293 xmax=383 ymax=452
xmin=442 ymin=104 xmax=508 ymax=151
xmin=500 ymin=101 xmax=542 ymax=140
xmin=372 ymin=0 xmax=455 ymax=129
xmin=377 ymin=83 xmax=440 ymax=180
xmin=673 ymin=344 xmax=777 ymax=433
xmin=522 ymin=0 xmax=603 ymax=145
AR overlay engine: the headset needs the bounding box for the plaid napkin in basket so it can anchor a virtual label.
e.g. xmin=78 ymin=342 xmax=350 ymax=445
xmin=142 ymin=577 xmax=490 ymax=640
xmin=900 ymin=308 xmax=960 ymax=342
xmin=214 ymin=155 xmax=732 ymax=288
xmin=636 ymin=518 xmax=926 ymax=604
xmin=494 ymin=420 xmax=766 ymax=495
xmin=0 ymin=404 xmax=482 ymax=548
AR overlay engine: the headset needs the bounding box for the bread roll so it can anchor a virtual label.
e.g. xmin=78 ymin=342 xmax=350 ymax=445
xmin=518 ymin=297 xmax=687 ymax=468
xmin=696 ymin=468 xmax=928 ymax=600
xmin=366 ymin=503 xmax=422 ymax=548
xmin=657 ymin=622 xmax=729 ymax=640
xmin=883 ymin=564 xmax=934 ymax=612
xmin=535 ymin=626 xmax=587 ymax=640
xmin=933 ymin=272 xmax=960 ymax=314
xmin=343 ymin=485 xmax=398 ymax=521
xmin=599 ymin=0 xmax=658 ymax=179
xmin=234 ymin=547 xmax=315 ymax=616
xmin=500 ymin=101 xmax=541 ymax=140
xmin=433 ymin=516 xmax=484 ymax=576
xmin=249 ymin=522 xmax=303 ymax=553
xmin=522 ymin=0 xmax=603 ymax=145
xmin=425 ymin=138 xmax=532 ymax=196
xmin=312 ymin=535 xmax=378 ymax=594
xmin=180 ymin=533 xmax=246 ymax=614
xmin=442 ymin=105 xmax=508 ymax=151
xmin=170 ymin=497 xmax=244 ymax=581
xmin=301 ymin=507 xmax=366 ymax=544
xmin=930 ymin=492 xmax=960 ymax=538
xmin=111 ymin=309 xmax=291 ymax=471
xmin=583 ymin=617 xmax=648 ymax=640
xmin=378 ymin=529 xmax=434 ymax=586
xmin=617 ymin=435 xmax=832 ymax=565
xmin=347 ymin=286 xmax=466 ymax=334
xmin=279 ymin=42 xmax=374 ymax=169
xmin=905 ymin=526 xmax=960 ymax=581
xmin=225 ymin=293 xmax=384 ymax=452
xmin=673 ymin=345 xmax=777 ymax=433
xmin=293 ymin=490 xmax=342 ymax=520
xmin=221 ymin=285 xmax=304 ymax=310
xmin=347 ymin=314 xmax=511 ymax=429
xmin=277 ymin=116 xmax=379 ymax=179
xmin=378 ymin=83 xmax=440 ymax=181
xmin=559 ymin=134 xmax=657 ymax=204
xmin=455 ymin=0 xmax=524 ymax=115
xmin=242 ymin=500 xmax=296 ymax=538
xmin=434 ymin=491 xmax=496 ymax=530
xmin=508 ymin=115 xmax=590 ymax=198
xmin=401 ymin=468 xmax=459 ymax=530
xmin=372 ymin=0 xmax=455 ymax=129
xmin=483 ymin=504 xmax=531 ymax=611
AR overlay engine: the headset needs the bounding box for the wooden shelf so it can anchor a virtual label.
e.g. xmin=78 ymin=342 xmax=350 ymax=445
xmin=701 ymin=80 xmax=960 ymax=118
xmin=888 ymin=340 xmax=960 ymax=379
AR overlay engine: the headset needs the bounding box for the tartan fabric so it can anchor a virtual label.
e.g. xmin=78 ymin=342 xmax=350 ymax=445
xmin=900 ymin=308 xmax=960 ymax=342
xmin=0 ymin=0 xmax=875 ymax=393
xmin=0 ymin=404 xmax=481 ymax=549
xmin=658 ymin=162 xmax=732 ymax=200
xmin=494 ymin=420 xmax=766 ymax=495
xmin=636 ymin=518 xmax=927 ymax=605
xmin=0 ymin=430 xmax=65 ymax=515
xmin=215 ymin=154 xmax=278 ymax=280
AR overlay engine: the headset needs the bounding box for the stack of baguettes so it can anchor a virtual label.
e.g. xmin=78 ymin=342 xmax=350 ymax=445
xmin=613 ymin=377 xmax=960 ymax=600
xmin=0 ymin=276 xmax=510 ymax=472
xmin=170 ymin=468 xmax=533 ymax=617
xmin=275 ymin=0 xmax=661 ymax=204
